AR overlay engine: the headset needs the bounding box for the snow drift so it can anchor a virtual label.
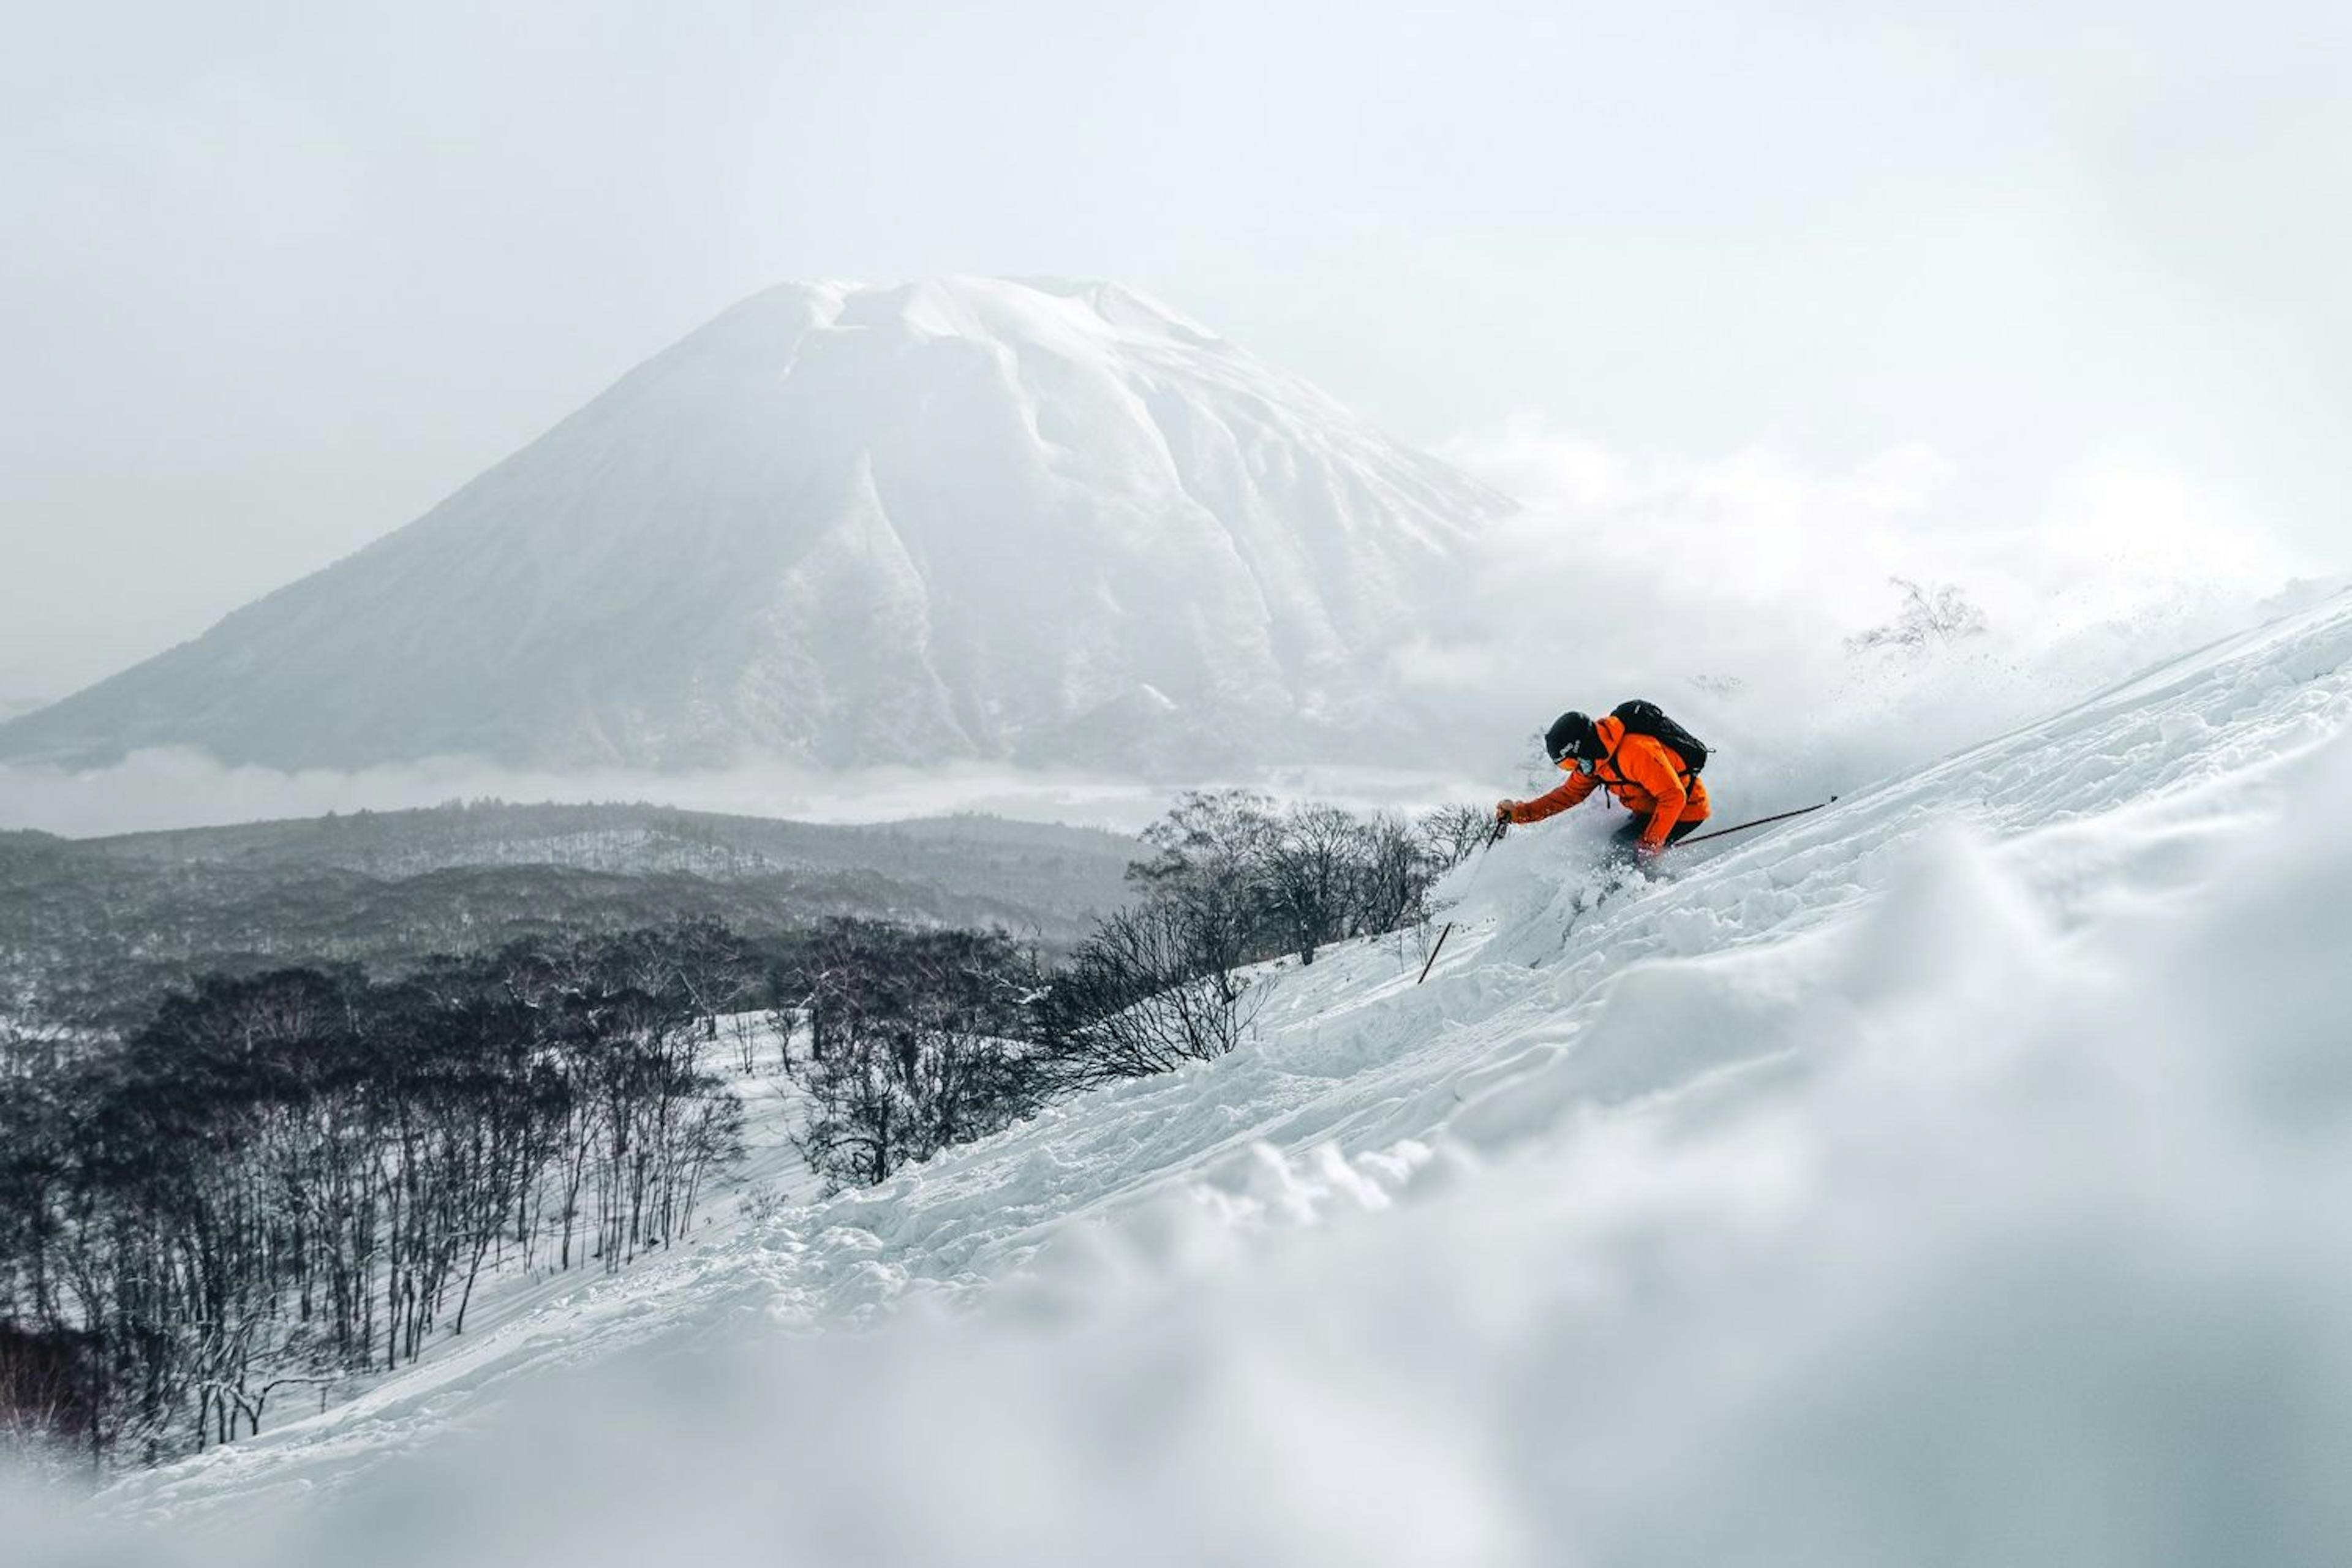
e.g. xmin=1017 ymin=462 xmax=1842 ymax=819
xmin=0 ymin=279 xmax=1509 ymax=776
xmin=18 ymin=590 xmax=2352 ymax=1566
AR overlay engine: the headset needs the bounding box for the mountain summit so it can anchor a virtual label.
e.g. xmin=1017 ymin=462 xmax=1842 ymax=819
xmin=2 ymin=278 xmax=1510 ymax=774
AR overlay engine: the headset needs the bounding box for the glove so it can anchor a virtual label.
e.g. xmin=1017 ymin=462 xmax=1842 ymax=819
xmin=1494 ymin=799 xmax=1516 ymax=824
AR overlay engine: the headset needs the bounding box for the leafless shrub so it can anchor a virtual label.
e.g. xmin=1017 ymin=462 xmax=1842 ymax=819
xmin=1847 ymin=577 xmax=1988 ymax=653
xmin=1419 ymin=803 xmax=1494 ymax=870
xmin=1034 ymin=900 xmax=1261 ymax=1093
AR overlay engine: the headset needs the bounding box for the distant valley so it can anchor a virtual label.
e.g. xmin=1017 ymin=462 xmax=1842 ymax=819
xmin=1 ymin=802 xmax=1139 ymax=1023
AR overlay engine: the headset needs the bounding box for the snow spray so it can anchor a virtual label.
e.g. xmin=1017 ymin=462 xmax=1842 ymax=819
xmin=1417 ymin=818 xmax=1510 ymax=984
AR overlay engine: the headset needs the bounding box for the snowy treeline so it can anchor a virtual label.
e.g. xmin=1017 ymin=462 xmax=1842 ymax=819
xmin=732 ymin=794 xmax=1488 ymax=1194
xmin=783 ymin=794 xmax=1481 ymax=1190
xmin=89 ymin=802 xmax=1140 ymax=919
xmin=1036 ymin=794 xmax=1479 ymax=1093
xmin=0 ymin=807 xmax=1136 ymax=1033
xmin=0 ymin=795 xmax=1478 ymax=1464
xmin=788 ymin=923 xmax=1046 ymax=1190
xmin=0 ymin=922 xmax=762 ymax=1466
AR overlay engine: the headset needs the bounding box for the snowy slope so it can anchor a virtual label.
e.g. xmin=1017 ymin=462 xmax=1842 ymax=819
xmin=0 ymin=279 xmax=1510 ymax=775
xmin=37 ymin=590 xmax=2352 ymax=1566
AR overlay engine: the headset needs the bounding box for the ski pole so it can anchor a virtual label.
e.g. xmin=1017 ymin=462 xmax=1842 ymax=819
xmin=1677 ymin=796 xmax=1839 ymax=848
xmin=1417 ymin=816 xmax=1509 ymax=985
xmin=1415 ymin=923 xmax=1455 ymax=985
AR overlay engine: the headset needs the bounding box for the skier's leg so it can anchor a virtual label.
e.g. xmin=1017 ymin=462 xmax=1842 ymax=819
xmin=1603 ymin=813 xmax=1695 ymax=871
xmin=1603 ymin=814 xmax=1653 ymax=865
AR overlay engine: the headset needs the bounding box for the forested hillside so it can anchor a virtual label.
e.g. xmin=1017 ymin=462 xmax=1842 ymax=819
xmin=1 ymin=804 xmax=1138 ymax=1026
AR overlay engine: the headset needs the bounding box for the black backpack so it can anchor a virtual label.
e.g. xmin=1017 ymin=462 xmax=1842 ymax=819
xmin=1609 ymin=699 xmax=1709 ymax=776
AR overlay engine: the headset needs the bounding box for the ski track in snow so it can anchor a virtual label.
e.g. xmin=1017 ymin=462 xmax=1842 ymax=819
xmin=51 ymin=590 xmax=2352 ymax=1560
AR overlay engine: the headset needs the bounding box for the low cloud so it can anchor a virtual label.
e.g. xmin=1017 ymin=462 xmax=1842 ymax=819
xmin=0 ymin=749 xmax=1508 ymax=842
xmin=2 ymin=429 xmax=2334 ymax=841
xmin=0 ymin=750 xmax=1167 ymax=840
xmin=1399 ymin=422 xmax=2329 ymax=805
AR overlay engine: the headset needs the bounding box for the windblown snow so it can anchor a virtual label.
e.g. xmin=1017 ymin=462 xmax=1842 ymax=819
xmin=0 ymin=279 xmax=1509 ymax=775
xmin=20 ymin=590 xmax=2352 ymax=1566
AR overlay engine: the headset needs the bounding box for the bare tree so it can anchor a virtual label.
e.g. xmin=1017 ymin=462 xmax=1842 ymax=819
xmin=786 ymin=922 xmax=1040 ymax=1192
xmin=1036 ymin=900 xmax=1259 ymax=1092
xmin=1847 ymin=577 xmax=1988 ymax=653
xmin=1351 ymin=812 xmax=1440 ymax=935
xmin=1265 ymin=805 xmax=1358 ymax=965
xmin=0 ymin=922 xmax=753 ymax=1468
xmin=1420 ymin=803 xmax=1494 ymax=870
xmin=1126 ymin=790 xmax=1278 ymax=985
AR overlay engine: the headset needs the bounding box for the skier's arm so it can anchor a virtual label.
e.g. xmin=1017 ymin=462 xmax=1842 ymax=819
xmin=1621 ymin=742 xmax=1688 ymax=852
xmin=1506 ymin=770 xmax=1597 ymax=824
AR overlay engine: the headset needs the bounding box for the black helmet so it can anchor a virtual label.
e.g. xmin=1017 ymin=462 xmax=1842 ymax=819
xmin=1545 ymin=710 xmax=1598 ymax=764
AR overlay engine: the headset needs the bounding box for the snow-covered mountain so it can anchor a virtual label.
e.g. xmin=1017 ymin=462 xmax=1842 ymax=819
xmin=0 ymin=279 xmax=1510 ymax=775
xmin=56 ymin=592 xmax=2352 ymax=1566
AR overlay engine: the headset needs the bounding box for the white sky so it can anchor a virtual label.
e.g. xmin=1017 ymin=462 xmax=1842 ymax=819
xmin=4 ymin=0 xmax=2348 ymax=701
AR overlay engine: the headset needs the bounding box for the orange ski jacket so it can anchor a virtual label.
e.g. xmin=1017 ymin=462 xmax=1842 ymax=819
xmin=1505 ymin=714 xmax=1711 ymax=850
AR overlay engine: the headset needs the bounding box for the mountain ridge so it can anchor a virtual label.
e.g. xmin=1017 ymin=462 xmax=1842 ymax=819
xmin=0 ymin=277 xmax=1512 ymax=775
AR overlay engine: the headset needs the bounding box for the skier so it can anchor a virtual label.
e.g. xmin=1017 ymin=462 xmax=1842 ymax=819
xmin=1495 ymin=707 xmax=1711 ymax=862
